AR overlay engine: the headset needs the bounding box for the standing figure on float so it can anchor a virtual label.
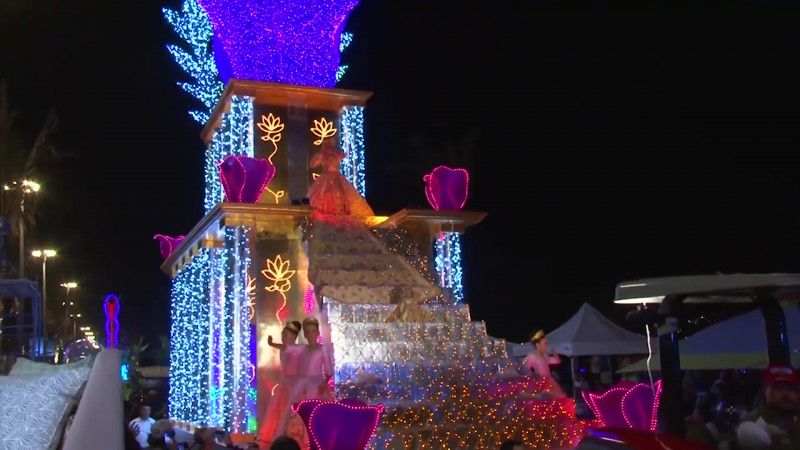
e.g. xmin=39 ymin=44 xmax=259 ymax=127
xmin=523 ymin=330 xmax=566 ymax=398
xmin=257 ymin=320 xmax=302 ymax=448
xmin=308 ymin=138 xmax=374 ymax=223
xmin=283 ymin=316 xmax=336 ymax=448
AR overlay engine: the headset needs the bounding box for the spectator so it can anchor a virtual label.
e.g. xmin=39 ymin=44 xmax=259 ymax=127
xmin=191 ymin=427 xmax=236 ymax=450
xmin=148 ymin=419 xmax=178 ymax=450
xmin=270 ymin=435 xmax=300 ymax=450
xmin=129 ymin=405 xmax=155 ymax=448
xmin=736 ymin=365 xmax=800 ymax=449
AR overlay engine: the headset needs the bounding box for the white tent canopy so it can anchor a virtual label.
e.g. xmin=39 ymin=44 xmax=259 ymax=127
xmin=510 ymin=303 xmax=654 ymax=357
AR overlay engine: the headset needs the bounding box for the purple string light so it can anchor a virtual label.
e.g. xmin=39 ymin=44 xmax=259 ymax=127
xmin=197 ymin=0 xmax=360 ymax=87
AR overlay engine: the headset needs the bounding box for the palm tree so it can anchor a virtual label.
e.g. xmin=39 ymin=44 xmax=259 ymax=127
xmin=0 ymin=79 xmax=58 ymax=276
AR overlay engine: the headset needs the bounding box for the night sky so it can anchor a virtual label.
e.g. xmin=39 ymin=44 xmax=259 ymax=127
xmin=1 ymin=0 xmax=799 ymax=347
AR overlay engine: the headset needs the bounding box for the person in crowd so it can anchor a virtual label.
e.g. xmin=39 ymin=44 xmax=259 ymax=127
xmin=270 ymin=435 xmax=301 ymax=450
xmin=147 ymin=419 xmax=178 ymax=450
xmin=736 ymin=365 xmax=800 ymax=449
xmin=257 ymin=320 xmax=303 ymax=448
xmin=190 ymin=427 xmax=236 ymax=450
xmin=129 ymin=405 xmax=156 ymax=448
xmin=523 ymin=330 xmax=565 ymax=398
xmin=685 ymin=391 xmax=719 ymax=447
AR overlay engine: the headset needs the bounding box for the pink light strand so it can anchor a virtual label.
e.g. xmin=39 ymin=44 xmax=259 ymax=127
xmin=292 ymin=399 xmax=384 ymax=450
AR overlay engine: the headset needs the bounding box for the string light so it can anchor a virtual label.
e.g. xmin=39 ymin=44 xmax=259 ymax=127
xmin=162 ymin=0 xmax=224 ymax=124
xmin=292 ymin=399 xmax=384 ymax=450
xmin=103 ymin=294 xmax=120 ymax=348
xmin=205 ymin=96 xmax=254 ymax=212
xmin=218 ymin=155 xmax=275 ymax=203
xmin=310 ymin=117 xmax=338 ymax=145
xmin=154 ymin=234 xmax=186 ymax=259
xmin=340 ymin=32 xmax=354 ymax=52
xmin=196 ymin=0 xmax=360 ymax=87
xmin=169 ymin=228 xmax=253 ymax=432
xmin=340 ymin=106 xmax=366 ymax=196
xmin=256 ymin=113 xmax=286 ymax=204
xmin=223 ymin=226 xmax=253 ymax=433
xmin=583 ymin=380 xmax=662 ymax=432
xmin=169 ymin=248 xmax=212 ymax=424
xmin=261 ymin=254 xmax=296 ymax=331
xmin=435 ymin=232 xmax=464 ymax=304
xmin=374 ymin=226 xmax=437 ymax=289
xmin=423 ymin=165 xmax=470 ymax=211
xmin=336 ymin=66 xmax=349 ymax=83
xmin=326 ymin=300 xmax=590 ymax=448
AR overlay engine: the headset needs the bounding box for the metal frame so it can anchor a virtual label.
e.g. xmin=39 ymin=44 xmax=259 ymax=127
xmin=0 ymin=279 xmax=42 ymax=358
xmin=614 ymin=274 xmax=797 ymax=438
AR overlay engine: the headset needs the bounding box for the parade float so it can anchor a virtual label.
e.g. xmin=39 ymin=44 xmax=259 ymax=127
xmin=157 ymin=0 xmax=590 ymax=447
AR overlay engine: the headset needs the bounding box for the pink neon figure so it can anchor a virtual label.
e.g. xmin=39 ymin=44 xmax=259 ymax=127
xmin=104 ymin=294 xmax=120 ymax=348
xmin=153 ymin=234 xmax=185 ymax=259
xmin=219 ymin=155 xmax=276 ymax=203
xmin=583 ymin=380 xmax=662 ymax=431
xmin=423 ymin=165 xmax=469 ymax=211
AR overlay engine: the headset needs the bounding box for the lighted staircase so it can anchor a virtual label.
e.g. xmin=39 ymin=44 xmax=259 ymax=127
xmin=303 ymin=221 xmax=586 ymax=448
xmin=307 ymin=222 xmax=440 ymax=305
xmin=325 ymin=301 xmax=589 ymax=449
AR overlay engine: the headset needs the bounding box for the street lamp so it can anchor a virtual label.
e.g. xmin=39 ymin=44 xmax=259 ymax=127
xmin=69 ymin=313 xmax=82 ymax=337
xmin=60 ymin=282 xmax=78 ymax=338
xmin=3 ymin=179 xmax=41 ymax=278
xmin=31 ymin=249 xmax=56 ymax=338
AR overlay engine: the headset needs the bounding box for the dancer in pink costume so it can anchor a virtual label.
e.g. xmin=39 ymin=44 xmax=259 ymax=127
xmin=308 ymin=139 xmax=374 ymax=223
xmin=257 ymin=321 xmax=302 ymax=448
xmin=284 ymin=316 xmax=336 ymax=448
xmin=523 ymin=330 xmax=566 ymax=398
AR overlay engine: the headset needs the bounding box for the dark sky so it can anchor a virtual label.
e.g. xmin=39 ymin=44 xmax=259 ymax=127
xmin=1 ymin=0 xmax=799 ymax=345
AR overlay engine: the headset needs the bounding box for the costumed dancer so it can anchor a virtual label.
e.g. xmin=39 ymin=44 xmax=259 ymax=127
xmin=523 ymin=330 xmax=566 ymax=398
xmin=257 ymin=320 xmax=302 ymax=449
xmin=284 ymin=316 xmax=336 ymax=448
xmin=308 ymin=139 xmax=374 ymax=223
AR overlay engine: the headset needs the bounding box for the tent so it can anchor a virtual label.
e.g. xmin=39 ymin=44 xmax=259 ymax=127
xmin=510 ymin=303 xmax=654 ymax=358
xmin=618 ymin=308 xmax=800 ymax=372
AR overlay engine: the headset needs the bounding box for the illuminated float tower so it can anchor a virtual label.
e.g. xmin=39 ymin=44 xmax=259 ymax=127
xmin=159 ymin=0 xmax=587 ymax=447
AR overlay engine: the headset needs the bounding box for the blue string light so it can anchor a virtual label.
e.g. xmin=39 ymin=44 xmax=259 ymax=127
xmin=204 ymin=96 xmax=254 ymax=212
xmin=336 ymin=32 xmax=353 ymax=82
xmin=339 ymin=105 xmax=366 ymax=196
xmin=169 ymin=248 xmax=212 ymax=423
xmin=223 ymin=226 xmax=252 ymax=432
xmin=434 ymin=232 xmax=464 ymax=304
xmin=163 ymin=0 xmax=224 ymax=124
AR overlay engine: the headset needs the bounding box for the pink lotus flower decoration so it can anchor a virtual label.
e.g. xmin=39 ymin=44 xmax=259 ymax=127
xmin=153 ymin=234 xmax=185 ymax=259
xmin=583 ymin=380 xmax=662 ymax=431
xmin=423 ymin=165 xmax=470 ymax=211
xmin=292 ymin=399 xmax=384 ymax=450
xmin=219 ymin=155 xmax=275 ymax=203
